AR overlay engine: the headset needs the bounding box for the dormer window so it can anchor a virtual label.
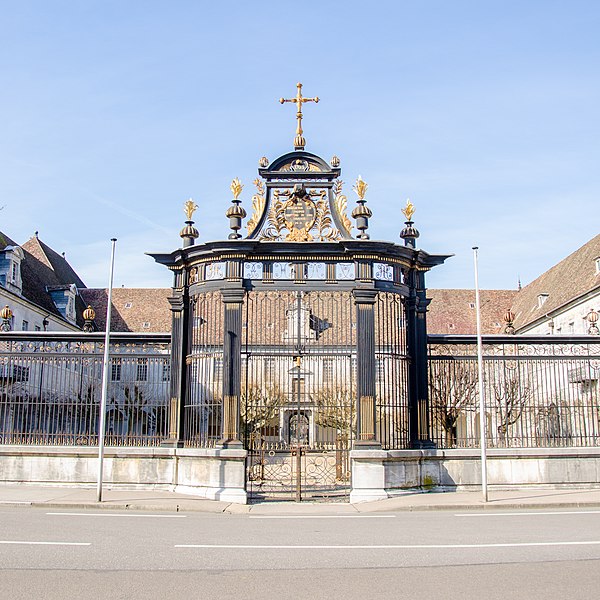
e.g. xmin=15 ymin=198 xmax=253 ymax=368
xmin=596 ymin=258 xmax=600 ymax=275
xmin=538 ymin=294 xmax=549 ymax=308
xmin=66 ymin=296 xmax=74 ymax=320
xmin=1 ymin=246 xmax=24 ymax=294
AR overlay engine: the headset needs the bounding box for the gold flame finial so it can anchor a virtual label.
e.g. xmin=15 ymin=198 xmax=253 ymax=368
xmin=402 ymin=199 xmax=415 ymax=221
xmin=353 ymin=176 xmax=368 ymax=200
xmin=230 ymin=177 xmax=243 ymax=200
xmin=184 ymin=198 xmax=198 ymax=221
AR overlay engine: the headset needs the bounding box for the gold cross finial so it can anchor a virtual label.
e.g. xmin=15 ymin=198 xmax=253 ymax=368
xmin=279 ymin=82 xmax=319 ymax=150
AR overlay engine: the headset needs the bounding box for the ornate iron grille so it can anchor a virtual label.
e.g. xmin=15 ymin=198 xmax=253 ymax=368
xmin=376 ymin=292 xmax=410 ymax=449
xmin=243 ymin=289 xmax=355 ymax=501
xmin=183 ymin=290 xmax=224 ymax=447
xmin=0 ymin=334 xmax=171 ymax=447
xmin=428 ymin=336 xmax=600 ymax=448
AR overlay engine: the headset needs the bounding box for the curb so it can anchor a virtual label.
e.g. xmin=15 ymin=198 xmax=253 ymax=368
xmin=4 ymin=499 xmax=600 ymax=514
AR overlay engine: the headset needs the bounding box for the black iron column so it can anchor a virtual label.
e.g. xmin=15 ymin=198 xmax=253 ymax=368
xmin=163 ymin=280 xmax=189 ymax=447
xmin=353 ymin=288 xmax=379 ymax=447
xmin=220 ymin=286 xmax=245 ymax=448
xmin=405 ymin=268 xmax=433 ymax=448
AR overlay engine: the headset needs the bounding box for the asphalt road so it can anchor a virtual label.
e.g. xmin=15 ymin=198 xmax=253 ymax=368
xmin=1 ymin=507 xmax=599 ymax=599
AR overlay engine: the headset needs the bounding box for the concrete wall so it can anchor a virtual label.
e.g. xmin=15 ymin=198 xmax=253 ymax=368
xmin=0 ymin=445 xmax=247 ymax=504
xmin=350 ymin=447 xmax=600 ymax=503
xmin=3 ymin=446 xmax=600 ymax=505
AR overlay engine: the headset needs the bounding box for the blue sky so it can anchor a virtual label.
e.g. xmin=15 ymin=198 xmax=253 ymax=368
xmin=1 ymin=1 xmax=598 ymax=291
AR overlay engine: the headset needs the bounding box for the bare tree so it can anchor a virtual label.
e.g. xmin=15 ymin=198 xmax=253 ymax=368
xmin=312 ymin=386 xmax=355 ymax=435
xmin=429 ymin=359 xmax=478 ymax=447
xmin=240 ymin=384 xmax=286 ymax=439
xmin=492 ymin=368 xmax=531 ymax=445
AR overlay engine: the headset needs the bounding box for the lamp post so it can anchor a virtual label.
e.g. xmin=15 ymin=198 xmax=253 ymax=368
xmin=473 ymin=247 xmax=488 ymax=502
xmin=97 ymin=239 xmax=117 ymax=502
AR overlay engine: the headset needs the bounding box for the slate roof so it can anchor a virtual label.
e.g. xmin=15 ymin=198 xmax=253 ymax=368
xmin=80 ymin=288 xmax=172 ymax=332
xmin=21 ymin=236 xmax=86 ymax=289
xmin=426 ymin=288 xmax=518 ymax=335
xmin=511 ymin=234 xmax=600 ymax=331
xmin=0 ymin=231 xmax=19 ymax=250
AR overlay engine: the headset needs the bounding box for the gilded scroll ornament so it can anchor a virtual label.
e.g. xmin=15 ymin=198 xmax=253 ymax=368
xmin=333 ymin=180 xmax=352 ymax=235
xmin=247 ymin=179 xmax=266 ymax=235
xmin=262 ymin=190 xmax=286 ymax=240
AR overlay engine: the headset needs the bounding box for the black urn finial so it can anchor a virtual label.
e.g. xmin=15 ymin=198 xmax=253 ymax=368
xmin=180 ymin=199 xmax=199 ymax=248
xmin=351 ymin=176 xmax=372 ymax=240
xmin=226 ymin=178 xmax=247 ymax=240
xmin=399 ymin=199 xmax=420 ymax=248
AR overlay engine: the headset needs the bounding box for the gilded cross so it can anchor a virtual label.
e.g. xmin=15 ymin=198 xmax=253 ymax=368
xmin=279 ymin=82 xmax=319 ymax=150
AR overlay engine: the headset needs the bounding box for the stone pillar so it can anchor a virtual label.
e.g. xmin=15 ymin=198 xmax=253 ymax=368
xmin=162 ymin=283 xmax=190 ymax=447
xmin=353 ymin=288 xmax=379 ymax=447
xmin=405 ymin=269 xmax=433 ymax=448
xmin=219 ymin=287 xmax=245 ymax=448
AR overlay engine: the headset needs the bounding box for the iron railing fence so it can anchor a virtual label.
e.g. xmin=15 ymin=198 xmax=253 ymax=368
xmin=428 ymin=335 xmax=600 ymax=449
xmin=184 ymin=290 xmax=224 ymax=448
xmin=0 ymin=332 xmax=171 ymax=447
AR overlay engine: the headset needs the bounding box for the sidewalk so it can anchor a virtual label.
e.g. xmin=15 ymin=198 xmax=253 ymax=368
xmin=1 ymin=484 xmax=600 ymax=514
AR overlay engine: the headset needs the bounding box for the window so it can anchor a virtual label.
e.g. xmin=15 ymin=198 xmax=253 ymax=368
xmin=111 ymin=362 xmax=121 ymax=381
xmin=136 ymin=359 xmax=148 ymax=381
xmin=322 ymin=358 xmax=334 ymax=379
xmin=21 ymin=320 xmax=28 ymax=331
xmin=538 ymin=294 xmax=549 ymax=308
xmin=469 ymin=303 xmax=475 ymax=309
xmin=11 ymin=262 xmax=18 ymax=283
xmin=376 ymin=358 xmax=385 ymax=380
xmin=124 ymin=302 xmax=133 ymax=309
xmin=142 ymin=322 xmax=150 ymax=329
xmin=596 ymin=258 xmax=600 ymax=275
xmin=161 ymin=362 xmax=171 ymax=382
xmin=292 ymin=378 xmax=306 ymax=398
xmin=264 ymin=358 xmax=275 ymax=381
xmin=213 ymin=358 xmax=223 ymax=379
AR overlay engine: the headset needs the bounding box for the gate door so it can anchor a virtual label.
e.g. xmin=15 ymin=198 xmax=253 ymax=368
xmin=243 ymin=290 xmax=356 ymax=501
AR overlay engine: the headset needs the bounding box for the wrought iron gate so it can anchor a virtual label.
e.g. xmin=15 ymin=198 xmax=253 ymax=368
xmin=243 ymin=290 xmax=356 ymax=501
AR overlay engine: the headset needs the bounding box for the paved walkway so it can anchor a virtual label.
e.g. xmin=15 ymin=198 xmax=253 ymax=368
xmin=1 ymin=484 xmax=600 ymax=514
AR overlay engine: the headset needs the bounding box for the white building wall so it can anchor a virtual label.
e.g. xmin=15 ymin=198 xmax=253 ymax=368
xmin=521 ymin=294 xmax=600 ymax=335
xmin=0 ymin=289 xmax=78 ymax=332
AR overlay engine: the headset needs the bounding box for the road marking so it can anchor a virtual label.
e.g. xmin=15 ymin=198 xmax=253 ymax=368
xmin=175 ymin=540 xmax=600 ymax=549
xmin=0 ymin=540 xmax=90 ymax=546
xmin=455 ymin=510 xmax=600 ymax=517
xmin=46 ymin=512 xmax=186 ymax=518
xmin=249 ymin=515 xmax=396 ymax=519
